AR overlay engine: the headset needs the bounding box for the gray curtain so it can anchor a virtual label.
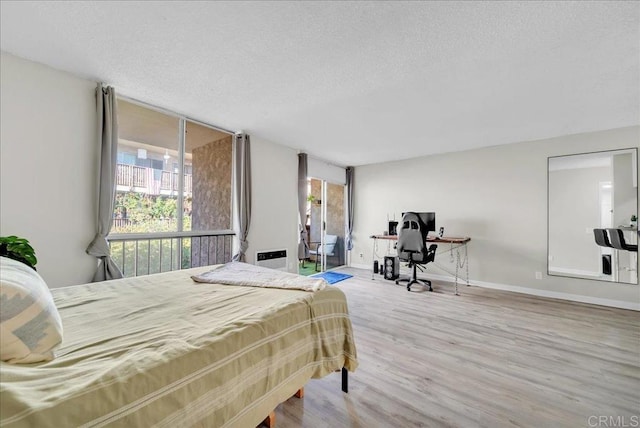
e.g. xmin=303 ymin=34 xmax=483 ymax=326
xmin=232 ymin=133 xmax=252 ymax=262
xmin=86 ymin=84 xmax=124 ymax=281
xmin=298 ymin=153 xmax=309 ymax=260
xmin=345 ymin=166 xmax=354 ymax=251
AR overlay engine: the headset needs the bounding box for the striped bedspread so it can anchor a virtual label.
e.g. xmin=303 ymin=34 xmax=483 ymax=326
xmin=0 ymin=266 xmax=358 ymax=428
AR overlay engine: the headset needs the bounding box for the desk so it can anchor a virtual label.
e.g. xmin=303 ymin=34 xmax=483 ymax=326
xmin=369 ymin=235 xmax=471 ymax=295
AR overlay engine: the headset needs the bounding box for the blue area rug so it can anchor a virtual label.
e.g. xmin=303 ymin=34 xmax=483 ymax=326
xmin=310 ymin=271 xmax=353 ymax=285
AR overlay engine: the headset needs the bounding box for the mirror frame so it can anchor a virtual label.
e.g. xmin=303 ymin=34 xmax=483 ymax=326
xmin=547 ymin=147 xmax=638 ymax=284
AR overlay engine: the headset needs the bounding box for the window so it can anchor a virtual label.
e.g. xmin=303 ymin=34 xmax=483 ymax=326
xmin=110 ymin=99 xmax=234 ymax=276
xmin=185 ymin=120 xmax=233 ymax=232
xmin=113 ymin=99 xmax=232 ymax=234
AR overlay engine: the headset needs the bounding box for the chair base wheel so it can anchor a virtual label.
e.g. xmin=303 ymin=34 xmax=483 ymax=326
xmin=396 ymin=277 xmax=432 ymax=292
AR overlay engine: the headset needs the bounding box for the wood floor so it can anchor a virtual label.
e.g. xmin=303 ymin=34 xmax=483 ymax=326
xmin=274 ymin=268 xmax=640 ymax=427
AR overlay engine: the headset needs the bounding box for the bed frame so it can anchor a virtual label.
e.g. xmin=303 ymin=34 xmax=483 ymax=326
xmin=262 ymin=369 xmax=348 ymax=427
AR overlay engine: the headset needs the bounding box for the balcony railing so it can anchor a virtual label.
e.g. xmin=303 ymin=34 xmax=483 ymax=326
xmin=116 ymin=164 xmax=192 ymax=195
xmin=112 ymin=218 xmax=176 ymax=231
xmin=108 ymin=230 xmax=235 ymax=277
xmin=160 ymin=171 xmax=193 ymax=193
xmin=116 ymin=164 xmax=148 ymax=188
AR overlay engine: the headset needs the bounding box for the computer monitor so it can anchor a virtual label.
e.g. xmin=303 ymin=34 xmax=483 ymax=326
xmin=403 ymin=212 xmax=436 ymax=233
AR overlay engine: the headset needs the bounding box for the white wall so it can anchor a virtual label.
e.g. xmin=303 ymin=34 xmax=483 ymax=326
xmin=1 ymin=53 xmax=301 ymax=286
xmin=246 ymin=137 xmax=299 ymax=272
xmin=308 ymin=156 xmax=346 ymax=184
xmin=351 ymin=126 xmax=640 ymax=309
xmin=1 ymin=52 xmax=98 ymax=287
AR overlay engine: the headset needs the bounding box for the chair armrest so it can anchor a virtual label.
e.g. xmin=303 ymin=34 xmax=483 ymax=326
xmin=425 ymin=244 xmax=437 ymax=263
xmin=308 ymin=242 xmax=321 ymax=254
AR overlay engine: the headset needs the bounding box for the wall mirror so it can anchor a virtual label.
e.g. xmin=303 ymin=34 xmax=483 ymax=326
xmin=548 ymin=148 xmax=638 ymax=285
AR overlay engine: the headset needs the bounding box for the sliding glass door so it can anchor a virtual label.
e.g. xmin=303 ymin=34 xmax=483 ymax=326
xmin=309 ymin=178 xmax=346 ymax=272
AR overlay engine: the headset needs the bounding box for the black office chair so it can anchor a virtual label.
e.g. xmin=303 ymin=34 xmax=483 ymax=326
xmin=607 ymin=228 xmax=638 ymax=252
xmin=395 ymin=212 xmax=437 ymax=291
xmin=593 ymin=228 xmax=613 ymax=248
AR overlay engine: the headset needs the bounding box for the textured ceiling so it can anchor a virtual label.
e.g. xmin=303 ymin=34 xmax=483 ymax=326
xmin=1 ymin=1 xmax=638 ymax=166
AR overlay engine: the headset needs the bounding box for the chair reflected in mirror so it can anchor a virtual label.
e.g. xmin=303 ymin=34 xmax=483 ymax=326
xmin=607 ymin=228 xmax=638 ymax=252
xmin=593 ymin=228 xmax=613 ymax=249
xmin=594 ymin=228 xmax=638 ymax=281
xmin=593 ymin=228 xmax=613 ymax=276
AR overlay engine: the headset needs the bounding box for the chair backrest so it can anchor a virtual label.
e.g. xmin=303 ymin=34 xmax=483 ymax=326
xmin=318 ymin=235 xmax=338 ymax=255
xmin=606 ymin=228 xmax=636 ymax=251
xmin=593 ymin=229 xmax=612 ymax=248
xmin=397 ymin=212 xmax=427 ymax=262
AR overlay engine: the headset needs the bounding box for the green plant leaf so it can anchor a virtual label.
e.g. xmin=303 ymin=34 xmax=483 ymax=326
xmin=0 ymin=235 xmax=37 ymax=270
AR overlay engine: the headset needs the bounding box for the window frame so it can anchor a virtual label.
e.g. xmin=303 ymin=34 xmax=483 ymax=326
xmin=111 ymin=95 xmax=236 ymax=237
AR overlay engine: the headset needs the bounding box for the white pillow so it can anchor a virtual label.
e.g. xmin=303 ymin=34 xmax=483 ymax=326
xmin=0 ymin=256 xmax=63 ymax=363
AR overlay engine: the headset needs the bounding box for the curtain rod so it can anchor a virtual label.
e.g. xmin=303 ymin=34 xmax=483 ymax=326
xmin=116 ymin=93 xmax=238 ymax=136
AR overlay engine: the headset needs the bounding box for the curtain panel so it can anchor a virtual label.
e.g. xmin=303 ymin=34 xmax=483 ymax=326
xmin=298 ymin=153 xmax=310 ymax=260
xmin=85 ymin=84 xmax=123 ymax=281
xmin=232 ymin=133 xmax=252 ymax=262
xmin=345 ymin=166 xmax=354 ymax=251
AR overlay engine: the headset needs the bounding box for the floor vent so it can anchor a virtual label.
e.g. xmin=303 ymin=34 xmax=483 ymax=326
xmin=256 ymin=249 xmax=288 ymax=271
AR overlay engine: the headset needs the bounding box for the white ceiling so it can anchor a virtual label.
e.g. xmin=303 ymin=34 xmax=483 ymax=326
xmin=1 ymin=1 xmax=638 ymax=166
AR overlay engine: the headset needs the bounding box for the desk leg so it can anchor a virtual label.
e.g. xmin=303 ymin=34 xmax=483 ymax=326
xmin=455 ymin=249 xmax=460 ymax=296
xmin=465 ymin=243 xmax=470 ymax=287
xmin=371 ymin=239 xmax=376 ymax=280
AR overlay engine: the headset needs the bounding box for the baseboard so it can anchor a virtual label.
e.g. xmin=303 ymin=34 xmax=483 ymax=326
xmin=347 ymin=263 xmax=639 ymax=311
xmin=350 ymin=262 xmax=371 ymax=270
xmin=469 ymin=278 xmax=640 ymax=311
xmin=548 ymin=266 xmax=601 ymax=278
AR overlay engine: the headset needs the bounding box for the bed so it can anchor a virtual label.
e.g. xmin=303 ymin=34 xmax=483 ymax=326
xmin=0 ymin=264 xmax=358 ymax=427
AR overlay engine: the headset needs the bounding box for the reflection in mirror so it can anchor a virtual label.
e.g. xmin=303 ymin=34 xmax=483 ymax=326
xmin=548 ymin=148 xmax=638 ymax=285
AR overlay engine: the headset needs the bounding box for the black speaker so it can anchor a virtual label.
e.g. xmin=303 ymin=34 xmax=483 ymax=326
xmin=602 ymin=254 xmax=612 ymax=275
xmin=384 ymin=256 xmax=400 ymax=280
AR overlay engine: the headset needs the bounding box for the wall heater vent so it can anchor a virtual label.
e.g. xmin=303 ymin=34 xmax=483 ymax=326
xmin=255 ymin=249 xmax=288 ymax=271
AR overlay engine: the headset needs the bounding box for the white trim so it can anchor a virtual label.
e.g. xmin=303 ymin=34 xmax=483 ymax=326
xmin=468 ymin=278 xmax=640 ymax=311
xmin=347 ymin=264 xmax=639 ymax=311
xmin=548 ymin=266 xmax=602 ymax=278
xmin=350 ymin=262 xmax=370 ymax=270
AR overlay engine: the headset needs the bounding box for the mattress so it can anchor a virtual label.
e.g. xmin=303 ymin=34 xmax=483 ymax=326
xmin=0 ymin=266 xmax=358 ymax=427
